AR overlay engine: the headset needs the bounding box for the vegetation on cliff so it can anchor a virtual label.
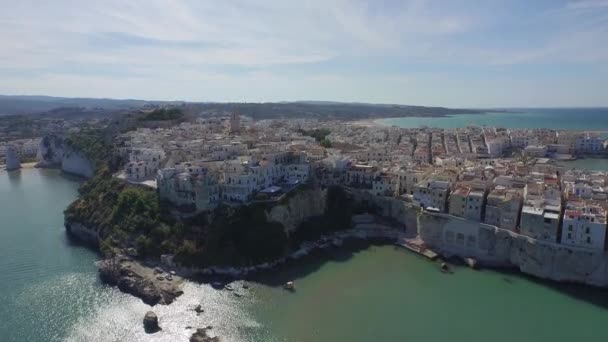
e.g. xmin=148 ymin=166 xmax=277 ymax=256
xmin=63 ymin=129 xmax=123 ymax=169
xmin=66 ymin=167 xmax=369 ymax=269
xmin=66 ymin=167 xmax=290 ymax=266
xmin=63 ymin=126 xmax=372 ymax=269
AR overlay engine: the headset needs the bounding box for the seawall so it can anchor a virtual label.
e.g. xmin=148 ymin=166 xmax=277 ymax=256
xmin=346 ymin=188 xmax=608 ymax=288
xmin=417 ymin=208 xmax=608 ymax=287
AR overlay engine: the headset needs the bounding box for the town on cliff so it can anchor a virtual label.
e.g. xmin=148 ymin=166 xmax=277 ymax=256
xmin=4 ymin=106 xmax=608 ymax=302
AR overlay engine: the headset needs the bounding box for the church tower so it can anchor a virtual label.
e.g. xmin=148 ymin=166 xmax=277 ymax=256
xmin=230 ymin=111 xmax=240 ymax=134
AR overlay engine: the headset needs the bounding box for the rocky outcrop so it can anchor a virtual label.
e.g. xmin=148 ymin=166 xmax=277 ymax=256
xmin=37 ymin=135 xmax=64 ymax=168
xmin=5 ymin=145 xmax=20 ymax=171
xmin=65 ymin=222 xmax=100 ymax=246
xmin=143 ymin=311 xmax=161 ymax=333
xmin=97 ymin=256 xmax=184 ymax=306
xmin=267 ymin=188 xmax=327 ymax=233
xmin=62 ymin=145 xmax=94 ymax=178
xmin=416 ymin=210 xmax=608 ymax=287
xmin=190 ymin=327 xmax=220 ymax=342
xmin=36 ymin=135 xmax=94 ymax=178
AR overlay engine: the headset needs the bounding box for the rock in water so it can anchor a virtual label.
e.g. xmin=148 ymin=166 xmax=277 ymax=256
xmin=190 ymin=328 xmax=220 ymax=342
xmin=143 ymin=311 xmax=161 ymax=333
xmin=5 ymin=145 xmax=20 ymax=171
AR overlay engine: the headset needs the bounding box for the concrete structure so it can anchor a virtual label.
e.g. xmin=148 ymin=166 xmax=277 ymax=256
xmin=413 ymin=179 xmax=450 ymax=212
xmin=125 ymin=148 xmax=165 ymax=181
xmin=484 ymin=186 xmax=522 ymax=231
xmin=230 ymin=111 xmax=241 ymax=134
xmin=576 ymin=133 xmax=604 ymax=154
xmin=561 ymin=200 xmax=607 ymax=251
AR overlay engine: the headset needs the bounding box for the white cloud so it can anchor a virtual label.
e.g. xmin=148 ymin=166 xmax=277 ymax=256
xmin=566 ymin=0 xmax=608 ymax=10
xmin=0 ymin=0 xmax=606 ymax=106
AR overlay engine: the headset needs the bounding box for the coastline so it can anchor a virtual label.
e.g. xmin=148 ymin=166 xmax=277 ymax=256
xmin=68 ymin=220 xmax=401 ymax=305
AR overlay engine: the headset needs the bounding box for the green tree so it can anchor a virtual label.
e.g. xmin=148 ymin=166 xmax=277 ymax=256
xmin=320 ymin=138 xmax=332 ymax=148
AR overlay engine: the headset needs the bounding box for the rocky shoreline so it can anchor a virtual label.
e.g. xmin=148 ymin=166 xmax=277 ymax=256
xmin=97 ymin=256 xmax=184 ymax=306
xmin=90 ymin=223 xmax=400 ymax=306
xmin=180 ymin=225 xmax=399 ymax=279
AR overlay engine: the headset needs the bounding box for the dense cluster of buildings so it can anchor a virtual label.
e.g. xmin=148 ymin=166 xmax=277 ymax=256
xmin=113 ymin=114 xmax=608 ymax=251
xmin=117 ymin=113 xmax=314 ymax=212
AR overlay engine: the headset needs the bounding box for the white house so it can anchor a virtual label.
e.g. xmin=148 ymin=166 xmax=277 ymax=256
xmin=561 ymin=200 xmax=607 ymax=250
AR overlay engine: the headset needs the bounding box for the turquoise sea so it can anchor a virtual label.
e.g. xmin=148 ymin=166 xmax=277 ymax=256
xmin=4 ymin=169 xmax=608 ymax=341
xmin=379 ymin=108 xmax=608 ymax=130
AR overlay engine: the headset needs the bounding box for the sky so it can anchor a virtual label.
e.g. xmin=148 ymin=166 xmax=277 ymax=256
xmin=0 ymin=0 xmax=607 ymax=108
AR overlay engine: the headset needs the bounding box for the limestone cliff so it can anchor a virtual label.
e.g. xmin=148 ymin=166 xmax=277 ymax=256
xmin=37 ymin=135 xmax=64 ymax=168
xmin=62 ymin=145 xmax=95 ymax=178
xmin=5 ymin=145 xmax=20 ymax=171
xmin=65 ymin=222 xmax=101 ymax=245
xmin=267 ymin=188 xmax=327 ymax=233
xmin=37 ymin=135 xmax=94 ymax=178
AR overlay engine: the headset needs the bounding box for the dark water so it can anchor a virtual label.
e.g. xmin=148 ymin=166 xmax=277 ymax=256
xmin=4 ymin=169 xmax=608 ymax=342
xmin=379 ymin=108 xmax=608 ymax=130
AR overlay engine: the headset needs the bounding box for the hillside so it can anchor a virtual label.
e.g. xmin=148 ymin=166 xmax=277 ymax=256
xmin=0 ymin=95 xmax=486 ymax=120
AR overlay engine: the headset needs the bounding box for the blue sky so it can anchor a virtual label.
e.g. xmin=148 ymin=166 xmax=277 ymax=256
xmin=0 ymin=0 xmax=607 ymax=107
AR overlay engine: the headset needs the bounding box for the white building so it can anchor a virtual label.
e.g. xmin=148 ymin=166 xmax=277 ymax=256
xmin=157 ymin=166 xmax=221 ymax=212
xmin=413 ymin=179 xmax=450 ymax=212
xmin=576 ymin=134 xmax=604 ymax=154
xmin=523 ymin=145 xmax=548 ymax=157
xmin=125 ymin=148 xmax=166 ymax=181
xmin=561 ymin=200 xmax=607 ymax=250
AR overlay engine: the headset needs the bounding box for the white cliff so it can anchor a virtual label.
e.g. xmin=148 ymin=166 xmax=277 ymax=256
xmin=37 ymin=135 xmax=94 ymax=178
xmin=5 ymin=145 xmax=20 ymax=171
xmin=62 ymin=145 xmax=94 ymax=178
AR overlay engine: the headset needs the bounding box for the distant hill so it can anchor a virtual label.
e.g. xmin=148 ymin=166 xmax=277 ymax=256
xmin=0 ymin=95 xmax=177 ymax=116
xmin=191 ymin=102 xmax=485 ymax=120
xmin=0 ymin=95 xmax=485 ymax=120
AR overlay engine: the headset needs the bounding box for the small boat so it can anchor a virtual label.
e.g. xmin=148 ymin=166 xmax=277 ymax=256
xmin=440 ymin=262 xmax=451 ymax=273
xmin=211 ymin=281 xmax=224 ymax=289
xmin=283 ymin=281 xmax=295 ymax=291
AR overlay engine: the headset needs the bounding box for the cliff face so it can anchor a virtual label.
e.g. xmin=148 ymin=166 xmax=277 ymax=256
xmin=267 ymin=188 xmax=327 ymax=233
xmin=62 ymin=145 xmax=95 ymax=178
xmin=65 ymin=222 xmax=101 ymax=245
xmin=416 ymin=210 xmax=608 ymax=287
xmin=37 ymin=135 xmax=94 ymax=178
xmin=37 ymin=135 xmax=64 ymax=167
xmin=5 ymin=145 xmax=20 ymax=171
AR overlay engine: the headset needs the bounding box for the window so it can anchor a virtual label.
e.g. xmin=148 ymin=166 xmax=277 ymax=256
xmin=587 ymin=237 xmax=591 ymax=244
xmin=567 ymin=233 xmax=572 ymax=239
xmin=586 ymin=227 xmax=590 ymax=234
xmin=568 ymin=225 xmax=573 ymax=231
